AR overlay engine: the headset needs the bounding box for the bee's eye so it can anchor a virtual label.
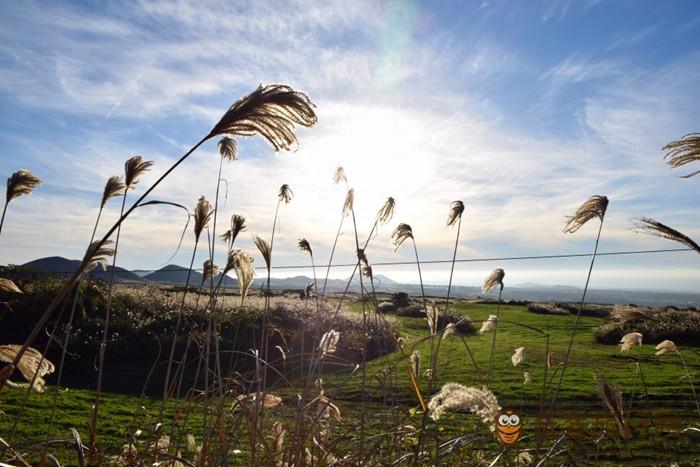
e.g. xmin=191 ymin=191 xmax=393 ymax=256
xmin=498 ymin=414 xmax=509 ymax=425
xmin=509 ymin=414 xmax=520 ymax=426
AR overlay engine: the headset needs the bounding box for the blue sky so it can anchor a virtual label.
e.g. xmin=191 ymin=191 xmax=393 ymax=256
xmin=0 ymin=0 xmax=698 ymax=291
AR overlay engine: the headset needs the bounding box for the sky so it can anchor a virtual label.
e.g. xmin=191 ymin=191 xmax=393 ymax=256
xmin=0 ymin=0 xmax=699 ymax=292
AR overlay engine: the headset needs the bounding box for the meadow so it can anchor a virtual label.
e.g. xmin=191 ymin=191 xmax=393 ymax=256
xmin=0 ymin=84 xmax=698 ymax=466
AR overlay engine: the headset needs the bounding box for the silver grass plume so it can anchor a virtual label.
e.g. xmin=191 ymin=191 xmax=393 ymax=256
xmin=392 ymin=223 xmax=413 ymax=251
xmin=595 ymin=373 xmax=631 ymax=439
xmin=633 ymin=217 xmax=700 ymax=254
xmin=193 ymin=196 xmax=214 ymax=242
xmin=428 ymin=383 xmax=501 ymax=428
xmin=225 ymin=249 xmax=255 ymax=301
xmin=124 ymin=156 xmax=154 ymax=190
xmin=218 ymin=136 xmax=239 ymax=161
xmin=220 ymin=214 xmax=247 ymax=245
xmin=254 ymin=235 xmax=272 ymax=271
xmin=298 ymin=238 xmax=312 ymax=256
xmin=203 ymin=260 xmax=220 ymax=283
xmin=278 ymin=184 xmax=294 ymax=204
xmin=425 ymin=303 xmax=439 ymax=335
xmin=663 ymin=133 xmax=700 ymax=178
xmin=207 ymin=84 xmax=317 ymax=150
xmin=82 ymin=240 xmax=115 ymax=274
xmin=377 ymin=197 xmax=396 ymax=224
xmin=447 ymin=200 xmax=465 ymax=227
xmin=319 ymin=330 xmax=340 ymax=355
xmin=101 ymin=176 xmax=126 ymax=208
xmin=6 ymin=170 xmax=41 ymax=203
xmin=410 ymin=350 xmax=421 ymax=376
xmin=0 ymin=345 xmax=54 ymax=392
xmin=334 ymin=166 xmax=347 ymax=185
xmin=342 ymin=189 xmax=354 ymax=217
xmin=361 ymin=264 xmax=373 ymax=279
xmin=482 ymin=268 xmax=505 ymax=294
xmin=0 ymin=278 xmax=22 ymax=294
xmin=563 ymin=195 xmax=608 ymax=233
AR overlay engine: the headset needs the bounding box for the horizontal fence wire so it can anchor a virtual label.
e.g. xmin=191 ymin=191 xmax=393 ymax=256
xmin=7 ymin=247 xmax=693 ymax=274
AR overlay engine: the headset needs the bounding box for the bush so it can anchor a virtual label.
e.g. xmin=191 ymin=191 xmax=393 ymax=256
xmin=593 ymin=309 xmax=700 ymax=346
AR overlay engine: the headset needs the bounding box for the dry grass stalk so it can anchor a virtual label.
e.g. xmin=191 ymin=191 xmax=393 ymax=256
xmin=447 ymin=200 xmax=465 ymax=227
xmin=100 ymin=176 xmax=126 ymax=208
xmin=6 ymin=170 xmax=41 ymax=203
xmin=0 ymin=345 xmax=54 ymax=392
xmin=563 ymin=195 xmax=608 ymax=233
xmin=202 ymin=260 xmax=220 ymax=283
xmin=333 ymin=166 xmax=347 ymax=185
xmin=82 ymin=240 xmax=115 ymax=274
xmin=342 ymin=189 xmax=354 ymax=218
xmin=220 ymin=214 xmax=247 ymax=246
xmin=595 ymin=373 xmax=632 ymax=439
xmin=482 ymin=268 xmax=505 ymax=294
xmin=218 ymin=136 xmax=239 ymax=161
xmin=0 ymin=278 xmax=22 ymax=294
xmin=410 ymin=350 xmax=421 ymax=377
xmin=298 ymin=238 xmax=312 ymax=256
xmin=663 ymin=133 xmax=700 ymax=178
xmin=193 ymin=196 xmax=213 ymax=241
xmin=319 ymin=330 xmax=340 ymax=355
xmin=361 ymin=264 xmax=372 ymax=279
xmin=633 ymin=217 xmax=700 ymax=254
xmin=391 ymin=223 xmax=413 ymax=251
xmin=442 ymin=323 xmax=456 ymax=340
xmin=278 ymin=184 xmax=294 ymax=204
xmin=207 ymin=84 xmax=317 ymax=150
xmin=124 ymin=156 xmax=154 ymax=190
xmin=425 ymin=304 xmax=439 ymax=335
xmin=377 ymin=197 xmax=396 ymax=224
xmin=428 ymin=383 xmax=501 ymax=428
xmin=254 ymin=235 xmax=272 ymax=270
xmin=225 ymin=249 xmax=255 ymax=301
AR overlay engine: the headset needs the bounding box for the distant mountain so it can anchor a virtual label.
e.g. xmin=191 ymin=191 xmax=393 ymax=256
xmin=144 ymin=264 xmax=204 ymax=285
xmin=22 ymin=256 xmax=144 ymax=283
xmin=11 ymin=257 xmax=700 ymax=307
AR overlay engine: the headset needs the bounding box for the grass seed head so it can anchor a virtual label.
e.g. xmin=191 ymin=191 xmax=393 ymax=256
xmin=447 ymin=200 xmax=465 ymax=227
xmin=663 ymin=133 xmax=700 ymax=178
xmin=124 ymin=156 xmax=154 ymax=190
xmin=6 ymin=170 xmax=41 ymax=203
xmin=208 ymin=84 xmax=317 ymax=151
xmin=563 ymin=195 xmax=608 ymax=233
xmin=101 ymin=176 xmax=126 ymax=208
xmin=633 ymin=217 xmax=700 ymax=254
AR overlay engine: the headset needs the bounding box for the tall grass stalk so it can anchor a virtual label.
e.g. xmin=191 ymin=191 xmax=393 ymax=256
xmin=543 ymin=195 xmax=608 ymax=446
xmin=46 ymin=176 xmax=124 ymax=454
xmin=0 ymin=84 xmax=317 ymax=393
xmin=88 ymin=157 xmax=153 ymax=460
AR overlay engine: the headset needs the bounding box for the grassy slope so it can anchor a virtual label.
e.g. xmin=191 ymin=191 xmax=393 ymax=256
xmin=1 ymin=301 xmax=699 ymax=465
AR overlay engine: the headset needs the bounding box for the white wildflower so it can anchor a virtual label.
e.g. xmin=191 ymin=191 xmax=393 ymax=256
xmin=523 ymin=371 xmax=532 ymax=385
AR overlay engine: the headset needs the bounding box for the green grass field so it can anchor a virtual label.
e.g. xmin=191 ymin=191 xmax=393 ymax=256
xmin=1 ymin=300 xmax=699 ymax=465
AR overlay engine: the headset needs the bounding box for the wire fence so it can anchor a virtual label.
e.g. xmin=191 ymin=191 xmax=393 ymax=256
xmin=8 ymin=247 xmax=694 ymax=274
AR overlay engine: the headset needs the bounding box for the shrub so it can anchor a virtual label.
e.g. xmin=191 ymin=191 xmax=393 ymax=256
xmin=593 ymin=309 xmax=700 ymax=345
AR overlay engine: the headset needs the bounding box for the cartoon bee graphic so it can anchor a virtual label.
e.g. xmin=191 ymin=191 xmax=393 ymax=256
xmin=496 ymin=409 xmax=522 ymax=445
